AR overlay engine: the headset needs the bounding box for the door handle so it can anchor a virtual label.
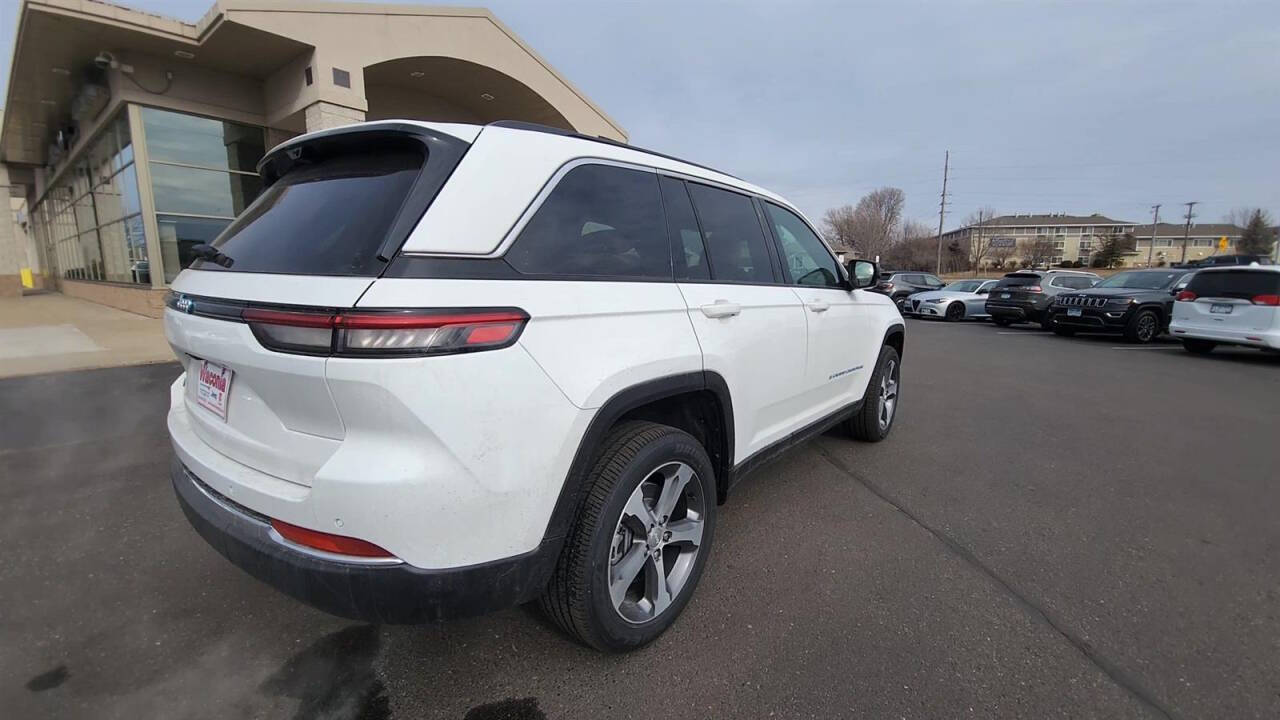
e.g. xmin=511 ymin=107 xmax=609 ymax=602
xmin=807 ymin=300 xmax=830 ymax=313
xmin=700 ymin=300 xmax=741 ymax=318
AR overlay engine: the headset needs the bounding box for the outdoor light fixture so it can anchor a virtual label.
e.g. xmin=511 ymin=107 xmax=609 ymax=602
xmin=51 ymin=67 xmax=70 ymax=76
xmin=480 ymin=92 xmax=495 ymax=101
xmin=174 ymin=50 xmax=196 ymax=59
xmin=409 ymin=70 xmax=425 ymax=77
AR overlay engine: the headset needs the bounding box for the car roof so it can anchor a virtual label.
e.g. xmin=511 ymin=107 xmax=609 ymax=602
xmin=1192 ymin=264 xmax=1280 ymax=273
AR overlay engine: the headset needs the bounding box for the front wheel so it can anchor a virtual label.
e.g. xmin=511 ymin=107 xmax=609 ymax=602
xmin=540 ymin=421 xmax=716 ymax=652
xmin=945 ymin=302 xmax=965 ymax=322
xmin=846 ymin=345 xmax=901 ymax=442
xmin=1124 ymin=309 xmax=1160 ymax=344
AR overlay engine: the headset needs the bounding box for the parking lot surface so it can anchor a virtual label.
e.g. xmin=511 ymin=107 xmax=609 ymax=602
xmin=3 ymin=321 xmax=1277 ymax=719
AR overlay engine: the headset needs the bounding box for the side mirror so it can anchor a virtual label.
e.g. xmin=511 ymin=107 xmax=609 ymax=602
xmin=848 ymin=259 xmax=877 ymax=289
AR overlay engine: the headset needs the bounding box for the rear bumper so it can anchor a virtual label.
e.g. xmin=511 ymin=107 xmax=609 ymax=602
xmin=985 ymin=301 xmax=1043 ymax=322
xmin=1168 ymin=322 xmax=1280 ymax=349
xmin=171 ymin=456 xmax=557 ymax=623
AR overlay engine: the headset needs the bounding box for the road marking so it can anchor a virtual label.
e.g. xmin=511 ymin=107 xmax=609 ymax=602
xmin=1110 ymin=346 xmax=1181 ymax=350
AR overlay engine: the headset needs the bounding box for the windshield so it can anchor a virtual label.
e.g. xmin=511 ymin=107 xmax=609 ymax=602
xmin=1095 ymin=271 xmax=1183 ymax=290
xmin=943 ymin=280 xmax=984 ymax=292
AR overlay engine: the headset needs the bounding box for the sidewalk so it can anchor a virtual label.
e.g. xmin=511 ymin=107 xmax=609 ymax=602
xmin=0 ymin=294 xmax=174 ymax=379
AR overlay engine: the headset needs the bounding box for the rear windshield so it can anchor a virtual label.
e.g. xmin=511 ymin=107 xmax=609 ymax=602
xmin=193 ymin=139 xmax=426 ymax=275
xmin=996 ymin=273 xmax=1042 ymax=288
xmin=1186 ymin=270 xmax=1280 ymax=299
xmin=1095 ymin=271 xmax=1183 ymax=290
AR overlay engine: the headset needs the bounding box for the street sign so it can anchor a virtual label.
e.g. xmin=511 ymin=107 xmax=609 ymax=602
xmin=1218 ymin=236 xmax=1228 ymax=250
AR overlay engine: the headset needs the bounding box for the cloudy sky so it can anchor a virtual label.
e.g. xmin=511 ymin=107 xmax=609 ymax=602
xmin=2 ymin=0 xmax=1276 ymax=230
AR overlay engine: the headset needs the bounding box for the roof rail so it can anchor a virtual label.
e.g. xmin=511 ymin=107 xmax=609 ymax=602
xmin=485 ymin=120 xmax=741 ymax=180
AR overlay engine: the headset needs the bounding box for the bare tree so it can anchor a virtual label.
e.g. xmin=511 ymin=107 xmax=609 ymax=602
xmin=1020 ymin=235 xmax=1057 ymax=268
xmin=962 ymin=206 xmax=999 ymax=274
xmin=1224 ymin=207 xmax=1255 ymax=230
xmin=988 ymin=243 xmax=1016 ymax=270
xmin=822 ymin=205 xmax=857 ymax=252
xmin=848 ymin=187 xmax=905 ymax=261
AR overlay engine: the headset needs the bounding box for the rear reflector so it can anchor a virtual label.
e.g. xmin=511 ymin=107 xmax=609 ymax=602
xmin=270 ymin=519 xmax=395 ymax=558
xmin=1175 ymin=290 xmax=1197 ymax=302
xmin=238 ymin=307 xmax=529 ymax=357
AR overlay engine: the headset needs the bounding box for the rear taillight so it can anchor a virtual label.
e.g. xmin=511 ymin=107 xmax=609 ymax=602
xmin=270 ymin=519 xmax=395 ymax=558
xmin=1175 ymin=290 xmax=1197 ymax=302
xmin=242 ymin=307 xmax=529 ymax=357
xmin=877 ymin=282 xmax=894 ymax=291
xmin=1251 ymin=294 xmax=1280 ymax=306
xmin=1022 ymin=285 xmax=1043 ymax=293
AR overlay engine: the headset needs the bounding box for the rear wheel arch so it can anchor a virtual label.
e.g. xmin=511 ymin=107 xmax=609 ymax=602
xmin=542 ymin=372 xmax=735 ymax=549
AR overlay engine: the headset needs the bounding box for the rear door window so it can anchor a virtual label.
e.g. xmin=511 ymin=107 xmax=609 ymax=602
xmin=1187 ymin=270 xmax=1280 ymax=299
xmin=659 ymin=176 xmax=709 ymax=280
xmin=764 ymin=202 xmax=842 ymax=288
xmin=687 ymin=183 xmax=777 ymax=284
xmin=507 ymin=164 xmax=670 ymax=279
xmin=196 ymin=138 xmax=427 ymax=275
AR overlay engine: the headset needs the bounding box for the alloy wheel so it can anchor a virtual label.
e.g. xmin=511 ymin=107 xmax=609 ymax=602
xmin=1137 ymin=314 xmax=1157 ymax=342
xmin=878 ymin=358 xmax=899 ymax=431
xmin=608 ymin=461 xmax=705 ymax=624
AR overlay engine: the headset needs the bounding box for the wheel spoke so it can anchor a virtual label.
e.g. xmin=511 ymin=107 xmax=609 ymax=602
xmin=609 ymin=543 xmax=647 ymax=608
xmin=884 ymin=379 xmax=898 ymax=401
xmin=665 ymin=517 xmax=703 ymax=547
xmin=622 ymin=487 xmax=656 ymax=529
xmin=645 ymin=552 xmax=673 ymax=617
xmin=654 ymin=463 xmax=693 ymax=522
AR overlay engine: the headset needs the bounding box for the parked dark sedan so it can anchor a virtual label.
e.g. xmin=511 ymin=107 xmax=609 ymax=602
xmin=1048 ymin=269 xmax=1195 ymax=343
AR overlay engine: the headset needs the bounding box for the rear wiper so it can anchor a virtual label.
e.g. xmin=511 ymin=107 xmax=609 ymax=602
xmin=191 ymin=243 xmax=235 ymax=268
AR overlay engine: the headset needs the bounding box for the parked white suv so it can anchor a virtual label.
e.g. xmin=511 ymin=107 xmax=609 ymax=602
xmin=1171 ymin=264 xmax=1280 ymax=353
xmin=165 ymin=120 xmax=904 ymax=651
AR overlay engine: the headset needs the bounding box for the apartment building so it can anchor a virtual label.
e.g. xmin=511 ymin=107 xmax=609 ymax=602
xmin=940 ymin=213 xmax=1135 ymax=269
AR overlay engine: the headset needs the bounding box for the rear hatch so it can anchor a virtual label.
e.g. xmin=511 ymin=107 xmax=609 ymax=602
xmin=989 ymin=273 xmax=1044 ymax=304
xmin=1176 ymin=269 xmax=1280 ymax=333
xmin=165 ymin=124 xmax=469 ymax=485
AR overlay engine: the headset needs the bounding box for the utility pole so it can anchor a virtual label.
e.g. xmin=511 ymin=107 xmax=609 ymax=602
xmin=935 ymin=150 xmax=949 ymax=274
xmin=1180 ymin=201 xmax=1198 ymax=264
xmin=1147 ymin=204 xmax=1160 ymax=267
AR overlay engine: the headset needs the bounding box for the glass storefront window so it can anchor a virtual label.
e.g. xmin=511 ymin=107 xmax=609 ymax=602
xmin=30 ymin=109 xmax=148 ymax=285
xmin=149 ymin=162 xmax=263 ymax=217
xmin=141 ymin=107 xmax=265 ymax=173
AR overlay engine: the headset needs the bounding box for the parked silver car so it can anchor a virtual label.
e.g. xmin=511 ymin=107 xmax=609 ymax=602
xmin=904 ymin=279 xmax=1000 ymax=321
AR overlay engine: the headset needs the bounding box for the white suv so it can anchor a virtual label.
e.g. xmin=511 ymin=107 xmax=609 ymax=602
xmin=1171 ymin=264 xmax=1280 ymax=353
xmin=165 ymin=120 xmax=904 ymax=651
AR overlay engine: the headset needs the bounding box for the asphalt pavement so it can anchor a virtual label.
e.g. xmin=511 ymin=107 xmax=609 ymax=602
xmin=2 ymin=321 xmax=1277 ymax=719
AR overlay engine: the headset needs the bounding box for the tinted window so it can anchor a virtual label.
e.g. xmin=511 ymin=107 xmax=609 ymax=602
xmin=924 ymin=275 xmax=944 ymax=287
xmin=508 ymin=164 xmax=669 ymax=278
xmin=903 ymin=275 xmax=925 ymax=285
xmin=659 ymin=176 xmax=709 ymax=280
xmin=687 ymin=184 xmax=775 ymax=283
xmin=199 ymin=139 xmax=424 ymax=275
xmin=1186 ymin=270 xmax=1280 ymax=299
xmin=1064 ymin=276 xmax=1098 ymax=289
xmin=1095 ymin=271 xmax=1183 ymax=289
xmin=765 ymin=202 xmax=841 ymax=288
xmin=996 ymin=273 xmax=1043 ymax=288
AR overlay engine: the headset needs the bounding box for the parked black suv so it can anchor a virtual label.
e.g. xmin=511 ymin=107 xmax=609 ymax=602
xmin=1048 ymin=269 xmax=1195 ymax=343
xmin=984 ymin=270 xmax=1100 ymax=329
xmin=871 ymin=271 xmax=945 ymax=309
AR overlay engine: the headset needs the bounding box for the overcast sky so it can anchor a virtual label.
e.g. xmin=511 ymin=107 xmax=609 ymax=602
xmin=1 ymin=0 xmax=1276 ymax=230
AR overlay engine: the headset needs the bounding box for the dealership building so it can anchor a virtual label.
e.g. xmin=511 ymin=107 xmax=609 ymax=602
xmin=0 ymin=0 xmax=624 ymax=313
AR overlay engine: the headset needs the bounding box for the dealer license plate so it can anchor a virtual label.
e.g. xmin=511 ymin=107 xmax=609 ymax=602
xmin=1210 ymin=304 xmax=1233 ymax=314
xmin=195 ymin=360 xmax=233 ymax=421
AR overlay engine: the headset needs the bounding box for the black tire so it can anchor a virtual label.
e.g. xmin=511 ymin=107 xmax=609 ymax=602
xmin=1182 ymin=338 xmax=1217 ymax=355
xmin=1039 ymin=313 xmax=1055 ymax=332
xmin=993 ymin=317 xmax=1013 ymax=327
xmin=846 ymin=345 xmax=901 ymax=442
xmin=1124 ymin=309 xmax=1160 ymax=344
xmin=944 ymin=302 xmax=965 ymax=322
xmin=1053 ymin=325 xmax=1075 ymax=336
xmin=540 ymin=421 xmax=716 ymax=652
